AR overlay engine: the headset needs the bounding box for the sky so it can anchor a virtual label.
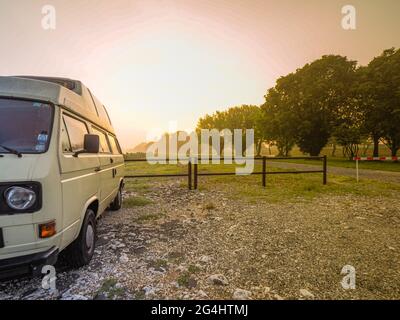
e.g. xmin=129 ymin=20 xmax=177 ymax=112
xmin=0 ymin=0 xmax=399 ymax=149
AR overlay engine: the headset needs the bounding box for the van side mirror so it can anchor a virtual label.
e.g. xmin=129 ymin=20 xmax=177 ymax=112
xmin=84 ymin=134 xmax=100 ymax=153
xmin=73 ymin=134 xmax=99 ymax=157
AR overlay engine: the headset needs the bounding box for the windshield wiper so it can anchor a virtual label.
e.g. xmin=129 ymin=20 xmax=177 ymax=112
xmin=0 ymin=145 xmax=22 ymax=158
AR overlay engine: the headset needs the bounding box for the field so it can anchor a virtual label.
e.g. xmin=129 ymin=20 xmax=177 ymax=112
xmin=1 ymin=160 xmax=399 ymax=300
xmin=262 ymin=145 xmax=400 ymax=172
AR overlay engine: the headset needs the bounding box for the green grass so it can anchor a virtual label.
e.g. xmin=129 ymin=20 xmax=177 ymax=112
xmin=124 ymin=196 xmax=152 ymax=207
xmin=197 ymin=171 xmax=400 ymax=204
xmin=177 ymin=268 xmax=199 ymax=288
xmin=151 ymin=259 xmax=168 ymax=269
xmin=122 ymin=161 xmax=400 ymax=204
xmin=136 ymin=212 xmax=165 ymax=222
xmin=261 ymin=144 xmax=400 ymax=172
xmin=97 ymin=278 xmax=125 ymax=299
xmin=279 ymin=157 xmax=400 ymax=172
xmin=177 ymin=272 xmax=191 ymax=287
xmin=124 ymin=180 xmax=151 ymax=193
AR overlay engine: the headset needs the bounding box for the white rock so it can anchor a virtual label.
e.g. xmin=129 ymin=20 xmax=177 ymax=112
xmin=177 ymin=265 xmax=188 ymax=272
xmin=199 ymin=255 xmax=212 ymax=263
xmin=300 ymin=289 xmax=315 ymax=299
xmin=233 ymin=289 xmax=252 ymax=300
xmin=197 ymin=290 xmax=208 ymax=298
xmin=119 ymin=253 xmax=129 ymax=263
xmin=207 ymin=274 xmax=228 ymax=286
xmin=143 ymin=286 xmax=157 ymax=297
xmin=274 ymin=294 xmax=284 ymax=300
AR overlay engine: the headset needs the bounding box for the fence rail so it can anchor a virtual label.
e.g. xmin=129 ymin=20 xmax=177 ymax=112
xmin=124 ymin=156 xmax=327 ymax=190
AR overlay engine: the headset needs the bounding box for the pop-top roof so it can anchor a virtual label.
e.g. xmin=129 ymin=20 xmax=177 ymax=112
xmin=0 ymin=76 xmax=114 ymax=134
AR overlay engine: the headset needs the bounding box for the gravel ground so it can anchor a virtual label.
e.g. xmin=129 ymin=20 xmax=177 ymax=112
xmin=267 ymin=161 xmax=400 ymax=183
xmin=1 ymin=180 xmax=400 ymax=300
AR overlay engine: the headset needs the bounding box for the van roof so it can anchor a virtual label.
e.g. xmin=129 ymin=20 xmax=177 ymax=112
xmin=0 ymin=76 xmax=115 ymax=134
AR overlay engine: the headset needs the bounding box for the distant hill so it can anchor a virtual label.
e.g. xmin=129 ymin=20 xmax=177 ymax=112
xmin=126 ymin=141 xmax=154 ymax=154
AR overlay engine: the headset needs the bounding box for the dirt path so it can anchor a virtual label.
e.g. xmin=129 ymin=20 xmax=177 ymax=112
xmin=268 ymin=161 xmax=400 ymax=183
xmin=1 ymin=180 xmax=400 ymax=300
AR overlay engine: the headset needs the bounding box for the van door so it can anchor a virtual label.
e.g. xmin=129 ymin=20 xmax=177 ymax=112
xmin=108 ymin=133 xmax=124 ymax=188
xmin=59 ymin=113 xmax=100 ymax=247
xmin=91 ymin=127 xmax=115 ymax=211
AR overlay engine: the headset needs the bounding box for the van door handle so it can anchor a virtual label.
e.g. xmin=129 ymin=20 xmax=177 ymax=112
xmin=94 ymin=167 xmax=101 ymax=172
xmin=110 ymin=158 xmax=114 ymax=164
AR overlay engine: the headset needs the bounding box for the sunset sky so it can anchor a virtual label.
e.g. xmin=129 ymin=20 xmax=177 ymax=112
xmin=0 ymin=0 xmax=399 ymax=149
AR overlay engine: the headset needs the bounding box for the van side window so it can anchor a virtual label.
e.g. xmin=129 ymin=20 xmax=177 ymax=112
xmin=108 ymin=134 xmax=122 ymax=155
xmin=92 ymin=127 xmax=111 ymax=153
xmin=61 ymin=118 xmax=72 ymax=153
xmin=63 ymin=114 xmax=88 ymax=152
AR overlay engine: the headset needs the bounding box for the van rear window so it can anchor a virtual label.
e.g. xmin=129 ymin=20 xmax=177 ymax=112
xmin=0 ymin=98 xmax=53 ymax=154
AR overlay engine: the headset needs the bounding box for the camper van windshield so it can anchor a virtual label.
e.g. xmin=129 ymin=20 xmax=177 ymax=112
xmin=0 ymin=98 xmax=53 ymax=154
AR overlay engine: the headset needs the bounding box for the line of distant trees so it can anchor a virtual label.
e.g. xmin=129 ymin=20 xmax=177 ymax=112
xmin=197 ymin=48 xmax=400 ymax=158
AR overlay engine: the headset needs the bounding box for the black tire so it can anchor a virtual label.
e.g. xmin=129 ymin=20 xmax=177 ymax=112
xmin=64 ymin=209 xmax=96 ymax=268
xmin=109 ymin=186 xmax=122 ymax=211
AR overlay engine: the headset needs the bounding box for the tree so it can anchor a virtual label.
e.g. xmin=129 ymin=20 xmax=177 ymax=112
xmin=261 ymin=55 xmax=357 ymax=156
xmin=290 ymin=55 xmax=357 ymax=156
xmin=197 ymin=105 xmax=264 ymax=156
xmin=260 ymin=85 xmax=297 ymax=156
xmin=358 ymin=48 xmax=400 ymax=157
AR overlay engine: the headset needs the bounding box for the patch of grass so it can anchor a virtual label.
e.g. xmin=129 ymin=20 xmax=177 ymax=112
xmin=281 ymin=157 xmax=400 ymax=172
xmin=122 ymin=162 xmax=400 ymax=204
xmin=203 ymin=202 xmax=216 ymax=210
xmin=97 ymin=278 xmax=125 ymax=299
xmin=135 ymin=212 xmax=165 ymax=223
xmin=124 ymin=196 xmax=152 ymax=207
xmin=188 ymin=264 xmax=201 ymax=274
xmin=177 ymin=272 xmax=191 ymax=287
xmin=167 ymin=251 xmax=185 ymax=264
xmin=153 ymin=259 xmax=168 ymax=269
xmin=134 ymin=289 xmax=146 ymax=300
xmin=125 ymin=161 xmax=188 ymax=176
xmin=197 ymin=166 xmax=400 ymax=203
xmin=124 ymin=180 xmax=151 ymax=193
xmin=177 ymin=272 xmax=197 ymax=289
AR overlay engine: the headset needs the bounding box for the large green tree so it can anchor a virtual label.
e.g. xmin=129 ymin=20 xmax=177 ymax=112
xmin=197 ymin=105 xmax=264 ymax=155
xmin=260 ymin=80 xmax=297 ymax=157
xmin=358 ymin=48 xmax=400 ymax=157
xmin=291 ymin=55 xmax=357 ymax=156
xmin=261 ymin=55 xmax=357 ymax=156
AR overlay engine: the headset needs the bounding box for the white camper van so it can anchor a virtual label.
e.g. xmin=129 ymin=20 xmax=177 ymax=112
xmin=0 ymin=76 xmax=124 ymax=279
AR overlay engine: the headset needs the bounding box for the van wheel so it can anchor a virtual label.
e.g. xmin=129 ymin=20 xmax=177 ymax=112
xmin=109 ymin=187 xmax=122 ymax=211
xmin=65 ymin=209 xmax=96 ymax=268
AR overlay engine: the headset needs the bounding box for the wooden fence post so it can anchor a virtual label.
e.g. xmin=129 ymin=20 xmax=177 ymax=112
xmin=262 ymin=156 xmax=267 ymax=187
xmin=194 ymin=161 xmax=198 ymax=190
xmin=323 ymin=155 xmax=327 ymax=185
xmin=188 ymin=159 xmax=192 ymax=190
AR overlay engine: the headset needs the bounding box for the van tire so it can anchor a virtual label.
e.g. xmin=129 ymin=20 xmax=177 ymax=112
xmin=65 ymin=209 xmax=96 ymax=268
xmin=109 ymin=187 xmax=122 ymax=211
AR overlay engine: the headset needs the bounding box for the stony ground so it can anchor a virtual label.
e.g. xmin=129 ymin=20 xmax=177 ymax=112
xmin=1 ymin=179 xmax=400 ymax=300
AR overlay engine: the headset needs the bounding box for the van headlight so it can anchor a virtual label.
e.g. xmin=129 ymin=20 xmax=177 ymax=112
xmin=5 ymin=186 xmax=37 ymax=210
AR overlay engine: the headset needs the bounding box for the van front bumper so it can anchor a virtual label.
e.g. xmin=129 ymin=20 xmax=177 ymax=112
xmin=0 ymin=246 xmax=58 ymax=280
